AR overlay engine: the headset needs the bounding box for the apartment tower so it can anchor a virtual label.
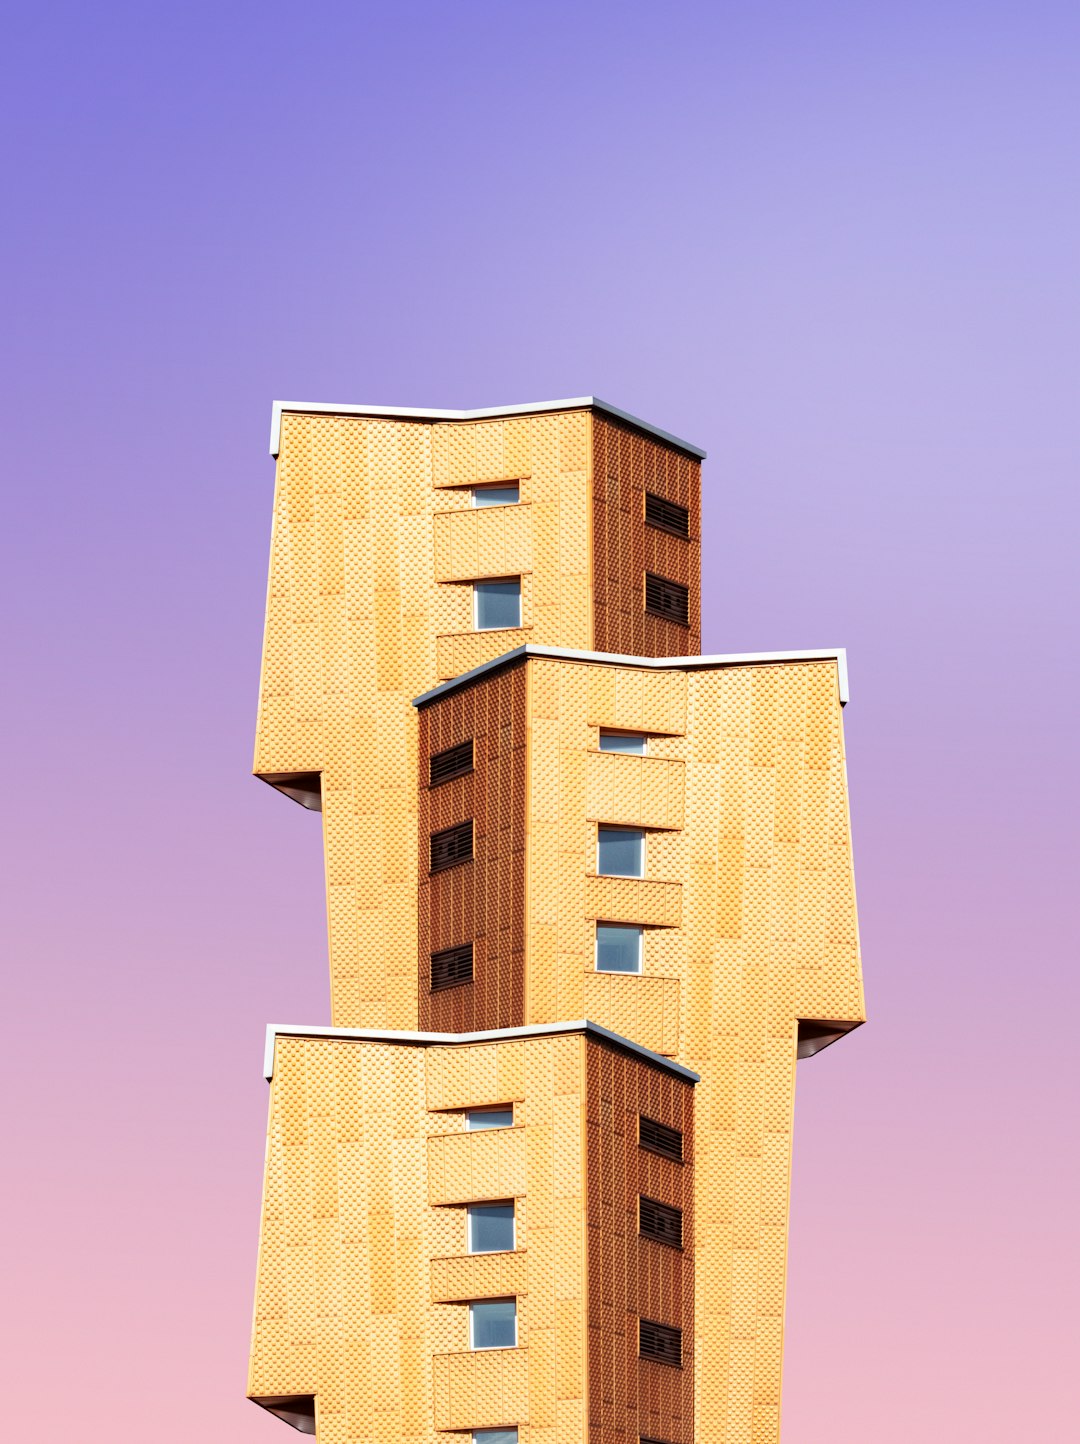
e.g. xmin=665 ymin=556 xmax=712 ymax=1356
xmin=247 ymin=398 xmax=865 ymax=1444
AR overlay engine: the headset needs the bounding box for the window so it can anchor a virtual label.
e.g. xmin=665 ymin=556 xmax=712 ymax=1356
xmin=470 ymin=1298 xmax=517 ymax=1349
xmin=598 ymin=731 xmax=646 ymax=755
xmin=645 ymin=492 xmax=690 ymax=538
xmin=472 ymin=484 xmax=520 ymax=507
xmin=639 ymin=1115 xmax=683 ymax=1163
xmin=430 ymin=739 xmax=473 ymax=786
xmin=595 ymin=923 xmax=643 ymax=974
xmin=639 ymin=1196 xmax=683 ymax=1248
xmin=430 ymin=820 xmax=473 ymax=872
xmin=468 ymin=1202 xmax=515 ymax=1254
xmin=474 ymin=579 xmax=521 ymax=630
xmin=639 ymin=1318 xmax=681 ymax=1366
xmin=597 ymin=826 xmax=644 ymax=878
xmin=645 ymin=573 xmax=689 ymax=626
xmin=474 ymin=1431 xmax=518 ymax=1444
xmin=467 ymin=1106 xmax=514 ymax=1130
xmin=431 ymin=943 xmax=473 ymax=992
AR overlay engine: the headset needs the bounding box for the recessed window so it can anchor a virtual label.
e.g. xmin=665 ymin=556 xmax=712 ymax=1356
xmin=639 ymin=1196 xmax=683 ymax=1248
xmin=598 ymin=731 xmax=647 ymax=755
xmin=472 ymin=484 xmax=520 ymax=507
xmin=474 ymin=1431 xmax=518 ymax=1444
xmin=595 ymin=923 xmax=643 ymax=974
xmin=639 ymin=1318 xmax=682 ymax=1366
xmin=639 ymin=1114 xmax=683 ymax=1163
xmin=467 ymin=1106 xmax=514 ymax=1131
xmin=430 ymin=820 xmax=473 ymax=872
xmin=470 ymin=1297 xmax=517 ymax=1349
xmin=468 ymin=1202 xmax=515 ymax=1254
xmin=645 ymin=573 xmax=689 ymax=626
xmin=645 ymin=492 xmax=690 ymax=538
xmin=474 ymin=579 xmax=521 ymax=631
xmin=597 ymin=826 xmax=644 ymax=878
xmin=431 ymin=943 xmax=473 ymax=992
xmin=430 ymin=739 xmax=473 ymax=786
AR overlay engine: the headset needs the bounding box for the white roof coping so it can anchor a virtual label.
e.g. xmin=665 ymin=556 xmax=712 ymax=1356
xmin=264 ymin=1020 xmax=700 ymax=1084
xmin=269 ymin=396 xmax=706 ymax=460
xmin=412 ymin=645 xmax=849 ymax=708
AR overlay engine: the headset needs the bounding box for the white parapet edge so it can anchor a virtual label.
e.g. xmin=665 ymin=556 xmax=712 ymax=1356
xmin=412 ymin=644 xmax=850 ymax=708
xmin=269 ymin=396 xmax=707 ymax=459
xmin=264 ymin=1019 xmax=700 ymax=1084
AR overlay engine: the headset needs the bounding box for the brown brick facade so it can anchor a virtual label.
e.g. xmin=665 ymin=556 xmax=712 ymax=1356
xmin=586 ymin=1043 xmax=695 ymax=1444
xmin=419 ymin=659 xmax=528 ymax=1030
xmin=591 ymin=414 xmax=701 ymax=657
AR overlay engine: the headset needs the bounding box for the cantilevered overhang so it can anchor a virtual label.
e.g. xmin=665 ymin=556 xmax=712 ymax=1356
xmin=269 ymin=396 xmax=707 ymax=460
xmin=412 ymin=644 xmax=850 ymax=708
xmin=263 ymin=1020 xmax=700 ymax=1084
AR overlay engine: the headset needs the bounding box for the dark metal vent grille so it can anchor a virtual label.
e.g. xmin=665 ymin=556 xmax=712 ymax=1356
xmin=639 ymin=1115 xmax=683 ymax=1162
xmin=639 ymin=1196 xmax=683 ymax=1248
xmin=430 ymin=820 xmax=473 ymax=872
xmin=430 ymin=739 xmax=473 ymax=787
xmin=645 ymin=492 xmax=690 ymax=538
xmin=430 ymin=942 xmax=473 ymax=991
xmin=644 ymin=573 xmax=689 ymax=626
xmin=639 ymin=1318 xmax=682 ymax=1367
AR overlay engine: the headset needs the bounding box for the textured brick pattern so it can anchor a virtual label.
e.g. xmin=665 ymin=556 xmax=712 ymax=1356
xmin=430 ymin=1250 xmax=528 ymax=1305
xmin=433 ymin=502 xmax=534 ymax=583
xmin=582 ymin=973 xmax=680 ymax=1057
xmin=249 ymin=1030 xmax=601 ymax=1444
xmin=585 ymin=751 xmax=685 ymax=830
xmin=586 ymin=1045 xmax=695 ymax=1444
xmin=419 ymin=662 xmax=527 ymax=1031
xmin=591 ymin=414 xmax=701 ymax=657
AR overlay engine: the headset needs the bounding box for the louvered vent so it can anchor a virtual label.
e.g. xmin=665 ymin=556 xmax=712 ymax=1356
xmin=645 ymin=492 xmax=690 ymax=538
xmin=644 ymin=573 xmax=689 ymax=625
xmin=639 ymin=1196 xmax=683 ymax=1248
xmin=430 ymin=739 xmax=473 ymax=787
xmin=639 ymin=1115 xmax=683 ymax=1162
xmin=430 ymin=942 xmax=473 ymax=991
xmin=430 ymin=820 xmax=473 ymax=872
xmin=639 ymin=1318 xmax=682 ymax=1367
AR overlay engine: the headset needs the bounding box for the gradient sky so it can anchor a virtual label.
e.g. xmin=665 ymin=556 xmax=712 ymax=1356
xmin=3 ymin=2 xmax=1078 ymax=1439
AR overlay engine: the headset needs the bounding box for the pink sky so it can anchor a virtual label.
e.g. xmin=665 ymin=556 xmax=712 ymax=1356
xmin=3 ymin=2 xmax=1078 ymax=1439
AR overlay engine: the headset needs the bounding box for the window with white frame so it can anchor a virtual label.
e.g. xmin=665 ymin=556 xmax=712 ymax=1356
xmin=473 ymin=579 xmax=521 ymax=630
xmin=598 ymin=731 xmax=647 ymax=755
xmin=468 ymin=1202 xmax=515 ymax=1254
xmin=472 ymin=484 xmax=520 ymax=507
xmin=597 ymin=826 xmax=645 ymax=878
xmin=473 ymin=1431 xmax=518 ymax=1444
xmin=469 ymin=1297 xmax=517 ymax=1349
xmin=466 ymin=1106 xmax=513 ymax=1131
xmin=595 ymin=923 xmax=643 ymax=974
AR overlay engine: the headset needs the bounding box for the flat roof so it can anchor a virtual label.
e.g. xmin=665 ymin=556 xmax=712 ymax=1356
xmin=269 ymin=396 xmax=707 ymax=461
xmin=264 ymin=1020 xmax=700 ymax=1084
xmin=413 ymin=644 xmax=850 ymax=708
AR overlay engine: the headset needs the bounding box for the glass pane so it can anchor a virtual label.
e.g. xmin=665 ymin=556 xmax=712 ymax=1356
xmin=470 ymin=1298 xmax=517 ymax=1349
xmin=598 ymin=732 xmax=646 ymax=755
xmin=597 ymin=827 xmax=644 ymax=878
xmin=468 ymin=1203 xmax=515 ymax=1253
xmin=474 ymin=1431 xmax=518 ymax=1444
xmin=474 ymin=580 xmax=521 ymax=630
xmin=473 ymin=485 xmax=519 ymax=507
xmin=467 ymin=1107 xmax=513 ymax=1130
xmin=595 ymin=924 xmax=642 ymax=973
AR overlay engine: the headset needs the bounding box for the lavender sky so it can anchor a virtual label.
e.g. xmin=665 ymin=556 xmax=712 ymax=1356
xmin=3 ymin=2 xmax=1078 ymax=1439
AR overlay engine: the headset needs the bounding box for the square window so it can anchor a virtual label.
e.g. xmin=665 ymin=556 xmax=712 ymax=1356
xmin=474 ymin=579 xmax=521 ymax=630
xmin=467 ymin=1106 xmax=514 ymax=1130
xmin=597 ymin=826 xmax=644 ymax=878
xmin=595 ymin=923 xmax=643 ymax=974
xmin=468 ymin=1202 xmax=515 ymax=1254
xmin=474 ymin=1432 xmax=518 ymax=1444
xmin=470 ymin=1297 xmax=517 ymax=1349
xmin=598 ymin=731 xmax=647 ymax=755
xmin=472 ymin=484 xmax=520 ymax=507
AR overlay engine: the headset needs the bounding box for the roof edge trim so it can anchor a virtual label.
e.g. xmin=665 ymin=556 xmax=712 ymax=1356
xmin=269 ymin=397 xmax=706 ymax=460
xmin=264 ymin=1020 xmax=700 ymax=1084
xmin=412 ymin=645 xmax=850 ymax=708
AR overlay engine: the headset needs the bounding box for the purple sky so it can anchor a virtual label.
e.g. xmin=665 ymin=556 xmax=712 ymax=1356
xmin=3 ymin=3 xmax=1078 ymax=1439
